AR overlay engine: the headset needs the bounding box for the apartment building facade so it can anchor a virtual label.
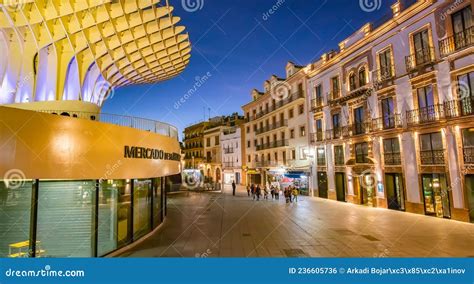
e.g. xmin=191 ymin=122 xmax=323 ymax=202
xmin=307 ymin=0 xmax=473 ymax=222
xmin=221 ymin=126 xmax=244 ymax=185
xmin=183 ymin=121 xmax=209 ymax=169
xmin=242 ymin=62 xmax=311 ymax=193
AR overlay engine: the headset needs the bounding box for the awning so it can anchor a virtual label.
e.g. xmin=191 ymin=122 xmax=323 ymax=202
xmin=284 ymin=171 xmax=309 ymax=179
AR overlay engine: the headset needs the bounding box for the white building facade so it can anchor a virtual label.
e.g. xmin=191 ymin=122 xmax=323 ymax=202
xmin=221 ymin=127 xmax=244 ymax=185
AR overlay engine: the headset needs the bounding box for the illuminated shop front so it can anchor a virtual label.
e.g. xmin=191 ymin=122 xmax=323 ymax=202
xmin=0 ymin=1 xmax=191 ymax=257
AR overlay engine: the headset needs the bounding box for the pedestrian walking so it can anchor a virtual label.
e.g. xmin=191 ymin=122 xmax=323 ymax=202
xmin=246 ymin=184 xmax=250 ymax=197
xmin=232 ymin=181 xmax=236 ymax=196
xmin=263 ymin=186 xmax=269 ymax=200
xmin=292 ymin=187 xmax=299 ymax=202
xmin=251 ymin=184 xmax=256 ymax=200
xmin=256 ymin=185 xmax=261 ymax=201
xmin=270 ymin=185 xmax=275 ymax=200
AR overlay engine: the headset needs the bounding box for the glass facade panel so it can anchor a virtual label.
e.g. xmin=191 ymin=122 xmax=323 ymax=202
xmin=98 ymin=180 xmax=119 ymax=256
xmin=153 ymin=178 xmax=163 ymax=228
xmin=133 ymin=179 xmax=152 ymax=239
xmin=0 ymin=181 xmax=32 ymax=257
xmin=37 ymin=180 xmax=95 ymax=257
xmin=117 ymin=180 xmax=132 ymax=247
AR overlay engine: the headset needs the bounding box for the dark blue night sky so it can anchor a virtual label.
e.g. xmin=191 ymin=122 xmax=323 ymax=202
xmin=102 ymin=0 xmax=394 ymax=138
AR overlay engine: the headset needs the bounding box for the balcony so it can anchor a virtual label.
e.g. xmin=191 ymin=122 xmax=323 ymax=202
xmin=405 ymin=47 xmax=435 ymax=73
xmin=372 ymin=67 xmax=395 ymax=89
xmin=185 ymin=143 xmax=203 ymax=150
xmin=310 ymin=131 xmax=324 ymax=143
xmin=223 ymin=162 xmax=235 ymax=168
xmin=256 ymin=120 xmax=288 ymax=135
xmin=439 ymin=26 xmax=474 ymax=57
xmin=205 ymin=157 xmax=221 ymax=164
xmin=334 ymin=155 xmax=345 ymax=166
xmin=255 ymin=161 xmax=279 ymax=168
xmin=316 ymin=156 xmax=326 ymax=166
xmin=384 ymin=152 xmax=402 ymax=166
xmin=372 ymin=114 xmax=403 ymax=131
xmin=352 ymin=122 xmax=373 ymax=136
xmin=256 ymin=139 xmax=289 ymax=151
xmin=444 ymin=97 xmax=474 ymax=118
xmin=328 ymin=126 xmax=351 ymax=140
xmin=311 ymin=97 xmax=324 ymax=112
xmin=249 ymin=92 xmax=305 ymax=121
xmin=420 ymin=149 xmax=445 ymax=165
xmin=223 ymin=148 xmax=234 ymax=154
xmin=406 ymin=105 xmax=445 ymax=126
xmin=464 ymin=147 xmax=474 ymax=164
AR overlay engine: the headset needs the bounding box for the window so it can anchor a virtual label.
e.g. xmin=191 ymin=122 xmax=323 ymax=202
xmin=332 ymin=114 xmax=340 ymax=131
xmin=315 ymin=84 xmax=323 ymax=100
xmin=37 ymin=180 xmax=95 ymax=257
xmin=358 ymin=67 xmax=367 ymax=86
xmin=133 ymin=179 xmax=152 ymax=239
xmin=355 ymin=142 xmax=369 ymax=163
xmin=254 ymin=139 xmax=257 ymax=147
xmin=247 ymin=140 xmax=250 ymax=148
xmin=0 ymin=180 xmax=32 ymax=257
xmin=383 ymin=138 xmax=401 ymax=165
xmin=381 ymin=97 xmax=395 ymax=129
xmin=331 ymin=76 xmax=340 ymax=98
xmin=253 ymin=124 xmax=257 ymax=132
xmin=452 ymin=6 xmax=472 ymax=49
xmin=417 ymin=85 xmax=434 ymax=109
xmin=379 ymin=49 xmax=393 ymax=78
xmin=349 ymin=72 xmax=357 ymax=91
xmin=317 ymin=147 xmax=326 ymax=165
xmin=291 ymin=149 xmax=296 ymax=160
xmin=353 ymin=106 xmax=366 ymax=135
xmin=274 ymin=152 xmax=278 ymax=162
xmin=289 ymin=108 xmax=294 ymax=119
xmin=246 ymin=126 xmax=250 ymax=133
xmin=300 ymin=126 xmax=306 ymax=137
xmin=290 ymin=129 xmax=295 ymax=139
xmin=457 ymin=72 xmax=474 ymax=115
xmin=215 ymin=136 xmax=219 ymax=146
xmin=334 ymin=145 xmax=344 ymax=166
xmin=248 ymin=155 xmax=251 ymax=163
xmin=298 ymin=104 xmax=304 ymax=115
xmin=412 ymin=29 xmax=431 ymax=64
xmin=206 ymin=138 xmax=211 ymax=147
xmin=462 ymin=128 xmax=474 ymax=164
xmin=420 ymin=132 xmax=444 ymax=165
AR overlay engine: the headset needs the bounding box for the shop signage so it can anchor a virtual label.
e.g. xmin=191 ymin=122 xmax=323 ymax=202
xmin=124 ymin=146 xmax=180 ymax=161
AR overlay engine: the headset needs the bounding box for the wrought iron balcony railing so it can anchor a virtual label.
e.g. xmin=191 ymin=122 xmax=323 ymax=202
xmin=223 ymin=162 xmax=235 ymax=168
xmin=256 ymin=120 xmax=288 ymax=135
xmin=384 ymin=152 xmax=402 ymax=166
xmin=256 ymin=139 xmax=289 ymax=151
xmin=223 ymin=148 xmax=234 ymax=154
xmin=420 ymin=149 xmax=445 ymax=165
xmin=311 ymin=97 xmax=324 ymax=111
xmin=310 ymin=131 xmax=324 ymax=143
xmin=439 ymin=26 xmax=474 ymax=57
xmin=406 ymin=104 xmax=445 ymax=126
xmin=405 ymin=47 xmax=435 ymax=73
xmin=464 ymin=146 xmax=474 ymax=164
xmin=334 ymin=155 xmax=345 ymax=166
xmin=372 ymin=114 xmax=403 ymax=130
xmin=249 ymin=92 xmax=305 ymax=121
xmin=372 ymin=66 xmax=395 ymax=88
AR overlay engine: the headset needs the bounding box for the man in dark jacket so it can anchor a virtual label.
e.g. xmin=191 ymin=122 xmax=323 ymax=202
xmin=232 ymin=181 xmax=236 ymax=196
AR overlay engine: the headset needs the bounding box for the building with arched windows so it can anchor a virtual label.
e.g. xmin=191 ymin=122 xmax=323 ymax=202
xmin=0 ymin=0 xmax=191 ymax=257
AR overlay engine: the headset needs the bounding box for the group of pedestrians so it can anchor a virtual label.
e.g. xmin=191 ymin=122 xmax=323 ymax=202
xmin=246 ymin=184 xmax=299 ymax=203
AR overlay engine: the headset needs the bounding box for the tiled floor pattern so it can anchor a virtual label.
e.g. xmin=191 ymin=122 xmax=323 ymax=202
xmin=120 ymin=186 xmax=474 ymax=257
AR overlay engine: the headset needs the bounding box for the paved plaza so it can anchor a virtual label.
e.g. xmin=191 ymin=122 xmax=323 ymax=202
xmin=120 ymin=186 xmax=474 ymax=258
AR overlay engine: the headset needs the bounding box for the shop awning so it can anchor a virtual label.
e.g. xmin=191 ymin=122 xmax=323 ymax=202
xmin=284 ymin=171 xmax=309 ymax=179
